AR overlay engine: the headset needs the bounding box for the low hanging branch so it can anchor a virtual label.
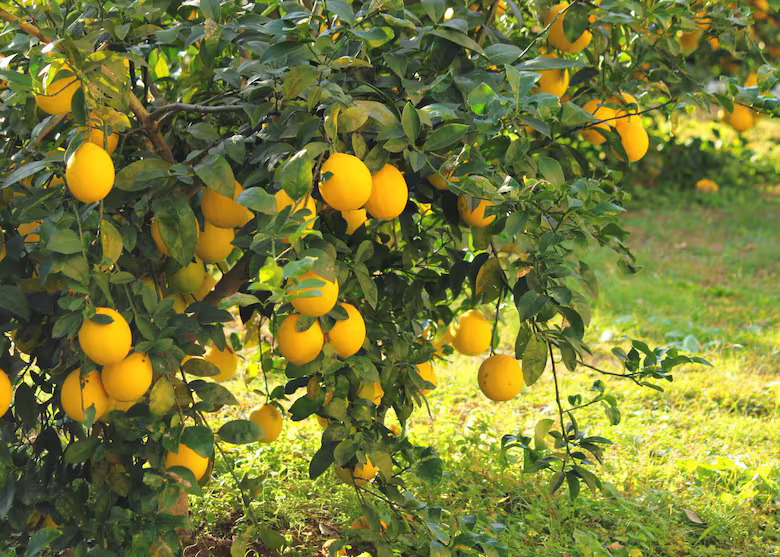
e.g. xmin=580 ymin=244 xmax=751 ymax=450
xmin=0 ymin=9 xmax=175 ymax=163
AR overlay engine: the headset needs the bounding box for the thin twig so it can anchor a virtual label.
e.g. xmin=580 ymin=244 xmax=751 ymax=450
xmin=149 ymin=102 xmax=245 ymax=121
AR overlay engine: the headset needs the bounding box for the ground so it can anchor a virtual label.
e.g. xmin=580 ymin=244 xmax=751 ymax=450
xmin=189 ymin=191 xmax=779 ymax=557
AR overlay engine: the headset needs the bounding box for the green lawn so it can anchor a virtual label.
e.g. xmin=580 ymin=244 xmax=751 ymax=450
xmin=190 ymin=193 xmax=779 ymax=557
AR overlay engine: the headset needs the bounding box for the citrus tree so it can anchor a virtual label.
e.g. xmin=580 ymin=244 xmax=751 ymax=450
xmin=0 ymin=0 xmax=773 ymax=555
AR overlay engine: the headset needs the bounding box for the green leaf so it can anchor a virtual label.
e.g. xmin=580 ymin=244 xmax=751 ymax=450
xmin=605 ymin=406 xmax=621 ymax=425
xmin=353 ymin=263 xmax=378 ymax=309
xmin=514 ymin=291 xmax=549 ymax=322
xmin=560 ymin=342 xmax=577 ymax=371
xmin=430 ymin=541 xmax=451 ymax=557
xmin=338 ymin=105 xmax=370 ymax=133
xmin=70 ymin=88 xmax=87 ymax=125
xmin=189 ymin=380 xmax=239 ymax=409
xmin=467 ymin=83 xmax=496 ymax=115
xmin=283 ymin=65 xmax=318 ymax=99
xmin=548 ymin=470 xmax=565 ymax=495
xmin=180 ymin=425 xmax=214 ymax=459
xmin=566 ymin=471 xmax=581 ymax=501
xmin=25 ymin=528 xmax=61 ymax=557
xmin=218 ymin=419 xmax=264 ymax=444
xmin=309 ymin=442 xmax=335 ymax=479
xmin=402 ymin=102 xmax=421 ymax=144
xmin=420 ymin=0 xmax=445 ymax=22
xmin=195 ymin=154 xmax=235 ymax=197
xmin=560 ymin=306 xmax=585 ymax=340
xmin=484 ymin=44 xmax=523 ymax=65
xmin=275 ymin=150 xmax=313 ymax=200
xmin=149 ymin=377 xmax=175 ymax=417
xmin=429 ymin=28 xmax=486 ymax=56
xmin=46 ymin=229 xmax=83 ymax=254
xmin=538 ymin=157 xmax=565 ymax=187
xmin=152 ymin=194 xmax=198 ymax=266
xmin=0 ymin=286 xmax=30 ymax=321
xmin=182 ymin=358 xmax=220 ymax=377
xmin=258 ymin=527 xmax=287 ymax=551
xmin=0 ymin=69 xmax=32 ymax=88
xmin=236 ymin=187 xmax=276 ymax=214
xmin=522 ymin=334 xmax=547 ymax=386
xmin=534 ymin=418 xmax=554 ymax=450
xmin=114 ymin=159 xmax=170 ymax=192
xmin=64 ymin=438 xmax=100 ymax=465
xmin=3 ymin=160 xmax=49 ymax=188
xmin=423 ymin=123 xmax=469 ymax=151
xmin=415 ymin=453 xmax=443 ymax=486
xmin=100 ymin=219 xmax=123 ymax=265
xmin=333 ymin=438 xmax=359 ymax=466
xmin=514 ymin=323 xmax=532 ymax=359
xmin=563 ymin=4 xmax=589 ymax=43
xmin=326 ymin=0 xmax=355 ymax=25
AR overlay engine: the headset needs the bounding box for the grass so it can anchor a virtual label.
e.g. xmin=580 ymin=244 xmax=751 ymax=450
xmin=189 ymin=192 xmax=779 ymax=557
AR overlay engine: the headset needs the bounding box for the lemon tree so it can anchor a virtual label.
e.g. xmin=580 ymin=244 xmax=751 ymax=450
xmin=0 ymin=0 xmax=774 ymax=555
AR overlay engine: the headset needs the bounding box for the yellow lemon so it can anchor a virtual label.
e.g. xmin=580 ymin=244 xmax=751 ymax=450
xmin=452 ymin=310 xmax=492 ymax=356
xmin=277 ymin=314 xmax=324 ymax=365
xmin=580 ymin=99 xmax=616 ymax=145
xmin=457 ymin=194 xmax=496 ymax=228
xmin=608 ymin=92 xmax=641 ymax=125
xmin=65 ymin=142 xmax=115 ymax=203
xmin=533 ymin=53 xmax=569 ymax=98
xmin=249 ymin=404 xmax=283 ymax=443
xmin=335 ymin=457 xmax=378 ymax=486
xmin=35 ymin=67 xmax=81 ymax=115
xmin=615 ymin=121 xmax=649 ymax=162
xmin=728 ymin=105 xmax=754 ymax=133
xmin=164 ymin=443 xmax=209 ymax=481
xmin=0 ymin=371 xmax=11 ymax=417
xmin=318 ymin=153 xmax=372 ymax=211
xmin=168 ymin=259 xmax=206 ymax=294
xmin=341 ymin=209 xmax=367 ymax=234
xmin=78 ymin=307 xmax=132 ymax=366
xmin=327 ymin=303 xmax=366 ymax=358
xmin=204 ymin=344 xmax=238 ymax=381
xmin=477 ymin=354 xmax=524 ymax=401
xmin=546 ymin=3 xmax=592 ymax=53
xmin=201 ymin=181 xmax=253 ymax=229
xmin=416 ymin=361 xmax=436 ymax=395
xmin=364 ymin=164 xmax=409 ymax=221
xmin=289 ymin=270 xmax=339 ymax=317
xmin=60 ymin=369 xmax=109 ymax=423
xmin=196 ymin=222 xmax=235 ymax=263
xmin=101 ymin=352 xmax=153 ymax=402
xmin=695 ymin=179 xmax=719 ymax=193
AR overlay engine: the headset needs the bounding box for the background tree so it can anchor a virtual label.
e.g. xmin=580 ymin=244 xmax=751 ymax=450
xmin=0 ymin=0 xmax=774 ymax=555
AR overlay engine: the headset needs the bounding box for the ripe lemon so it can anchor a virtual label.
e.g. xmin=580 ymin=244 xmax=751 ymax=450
xmin=452 ymin=310 xmax=492 ymax=356
xmin=427 ymin=169 xmax=458 ymax=191
xmin=78 ymin=307 xmax=132 ymax=366
xmin=477 ymin=354 xmax=524 ymax=401
xmin=60 ymin=369 xmax=109 ymax=422
xmin=457 ymin=194 xmax=496 ymax=227
xmin=170 ymin=295 xmax=189 ymax=313
xmin=204 ymin=344 xmax=238 ymax=381
xmin=0 ymin=371 xmax=11 ymax=417
xmin=678 ymin=29 xmax=702 ymax=53
xmin=249 ymin=404 xmax=283 ymax=443
xmin=164 ymin=443 xmax=209 ymax=481
xmin=327 ymin=303 xmax=366 ymax=358
xmin=101 ymin=396 xmax=137 ymax=418
xmin=168 ymin=259 xmax=206 ymax=294
xmin=615 ymin=122 xmax=649 ymax=162
xmin=277 ymin=314 xmax=324 ymax=365
xmin=580 ymin=99 xmax=616 ymax=145
xmin=695 ymin=179 xmax=719 ymax=193
xmin=201 ymin=181 xmax=253 ymax=229
xmin=335 ymin=457 xmax=378 ymax=486
xmin=65 ymin=142 xmax=115 ymax=203
xmin=18 ymin=220 xmax=42 ymax=243
xmin=546 ymin=3 xmax=592 ymax=53
xmin=34 ymin=68 xmax=81 ymax=115
xmin=728 ymin=105 xmax=754 ymax=132
xmin=275 ymin=190 xmax=317 ymax=229
xmin=341 ymin=209 xmax=367 ymax=234
xmin=83 ymin=116 xmax=119 ymax=154
xmin=319 ymin=153 xmax=372 ymax=211
xmin=533 ymin=53 xmax=569 ymax=98
xmin=357 ymin=381 xmax=384 ymax=405
xmin=289 ymin=270 xmax=339 ymax=317
xmin=101 ymin=352 xmax=153 ymax=402
xmin=608 ymin=92 xmax=640 ymax=125
xmin=416 ymin=361 xmax=436 ymax=395
xmin=196 ymin=222 xmax=235 ymax=263
xmin=364 ymin=164 xmax=409 ymax=220
xmin=193 ymin=273 xmax=217 ymax=301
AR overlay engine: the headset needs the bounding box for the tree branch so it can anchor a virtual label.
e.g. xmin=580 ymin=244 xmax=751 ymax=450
xmin=204 ymin=254 xmax=250 ymax=306
xmin=149 ymin=102 xmax=245 ymax=121
xmin=0 ymin=9 xmax=175 ymax=163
